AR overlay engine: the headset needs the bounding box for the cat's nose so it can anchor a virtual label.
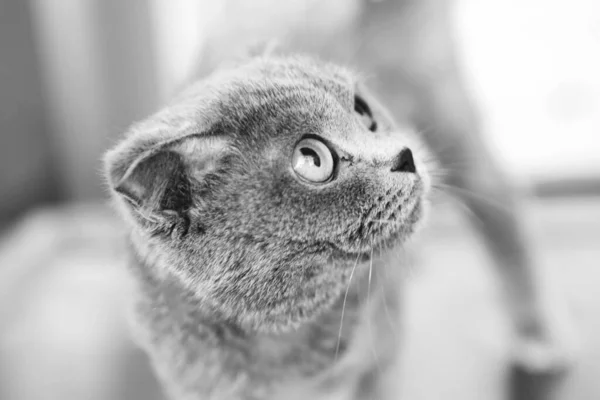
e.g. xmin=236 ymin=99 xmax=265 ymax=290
xmin=391 ymin=148 xmax=416 ymax=173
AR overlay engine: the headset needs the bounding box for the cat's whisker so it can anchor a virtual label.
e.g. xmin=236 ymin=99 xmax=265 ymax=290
xmin=440 ymin=188 xmax=490 ymax=229
xmin=367 ymin=238 xmax=383 ymax=374
xmin=378 ymin=244 xmax=397 ymax=338
xmin=370 ymin=219 xmax=393 ymax=225
xmin=335 ymin=252 xmax=361 ymax=362
xmin=403 ymin=247 xmax=416 ymax=281
xmin=433 ymin=182 xmax=510 ymax=212
xmin=368 ymin=240 xmax=373 ymax=307
xmin=414 ymin=129 xmax=491 ymax=174
xmin=421 ymin=157 xmax=478 ymax=181
xmin=426 ymin=169 xmax=450 ymax=177
xmin=421 ymin=157 xmax=440 ymax=165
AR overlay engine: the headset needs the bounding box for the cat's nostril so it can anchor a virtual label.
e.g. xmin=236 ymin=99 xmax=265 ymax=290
xmin=391 ymin=148 xmax=416 ymax=173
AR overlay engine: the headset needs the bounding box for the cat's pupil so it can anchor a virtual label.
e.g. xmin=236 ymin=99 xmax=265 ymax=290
xmin=300 ymin=147 xmax=321 ymax=167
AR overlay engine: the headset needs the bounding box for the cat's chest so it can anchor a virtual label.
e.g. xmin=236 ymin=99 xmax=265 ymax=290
xmin=130 ymin=257 xmax=403 ymax=399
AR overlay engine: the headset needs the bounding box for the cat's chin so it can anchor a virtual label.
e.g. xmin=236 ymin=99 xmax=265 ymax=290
xmin=376 ymin=197 xmax=426 ymax=250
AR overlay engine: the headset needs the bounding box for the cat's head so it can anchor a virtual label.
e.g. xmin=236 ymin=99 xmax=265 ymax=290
xmin=104 ymin=55 xmax=430 ymax=332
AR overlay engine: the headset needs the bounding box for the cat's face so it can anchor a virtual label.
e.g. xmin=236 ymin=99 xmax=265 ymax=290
xmin=105 ymin=56 xmax=430 ymax=332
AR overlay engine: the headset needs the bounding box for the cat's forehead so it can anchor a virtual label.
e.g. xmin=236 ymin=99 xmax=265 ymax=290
xmin=210 ymin=56 xmax=358 ymax=103
xmin=197 ymin=57 xmax=360 ymax=137
xmin=122 ymin=56 xmax=360 ymax=152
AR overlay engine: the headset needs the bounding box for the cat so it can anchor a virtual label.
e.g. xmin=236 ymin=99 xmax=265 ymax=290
xmin=104 ymin=55 xmax=430 ymax=399
xmin=192 ymin=0 xmax=578 ymax=382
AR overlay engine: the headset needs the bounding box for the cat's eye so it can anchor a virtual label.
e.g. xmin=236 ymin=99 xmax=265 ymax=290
xmin=354 ymin=95 xmax=377 ymax=132
xmin=291 ymin=138 xmax=334 ymax=183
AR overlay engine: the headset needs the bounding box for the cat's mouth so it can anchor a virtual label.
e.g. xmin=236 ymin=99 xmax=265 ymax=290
xmin=335 ymin=181 xmax=426 ymax=255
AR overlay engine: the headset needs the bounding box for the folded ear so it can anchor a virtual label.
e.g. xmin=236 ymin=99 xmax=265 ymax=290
xmin=105 ymin=135 xmax=228 ymax=213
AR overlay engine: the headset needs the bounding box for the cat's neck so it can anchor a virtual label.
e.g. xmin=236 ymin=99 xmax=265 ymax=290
xmin=128 ymin=248 xmax=402 ymax=397
xmin=131 ymin=248 xmax=364 ymax=351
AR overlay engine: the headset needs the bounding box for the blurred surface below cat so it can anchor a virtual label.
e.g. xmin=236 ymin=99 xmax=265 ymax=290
xmin=0 ymin=197 xmax=599 ymax=400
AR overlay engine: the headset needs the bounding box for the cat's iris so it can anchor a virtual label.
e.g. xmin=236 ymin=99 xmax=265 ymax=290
xmin=291 ymin=138 xmax=334 ymax=183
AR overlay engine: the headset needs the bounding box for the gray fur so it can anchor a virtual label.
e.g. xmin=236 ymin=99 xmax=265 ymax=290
xmin=104 ymin=55 xmax=429 ymax=399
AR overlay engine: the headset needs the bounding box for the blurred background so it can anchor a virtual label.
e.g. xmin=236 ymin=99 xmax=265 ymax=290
xmin=0 ymin=0 xmax=599 ymax=399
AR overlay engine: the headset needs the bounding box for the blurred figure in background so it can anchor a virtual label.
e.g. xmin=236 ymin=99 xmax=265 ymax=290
xmin=1 ymin=1 xmax=599 ymax=400
xmin=194 ymin=0 xmax=576 ymax=378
